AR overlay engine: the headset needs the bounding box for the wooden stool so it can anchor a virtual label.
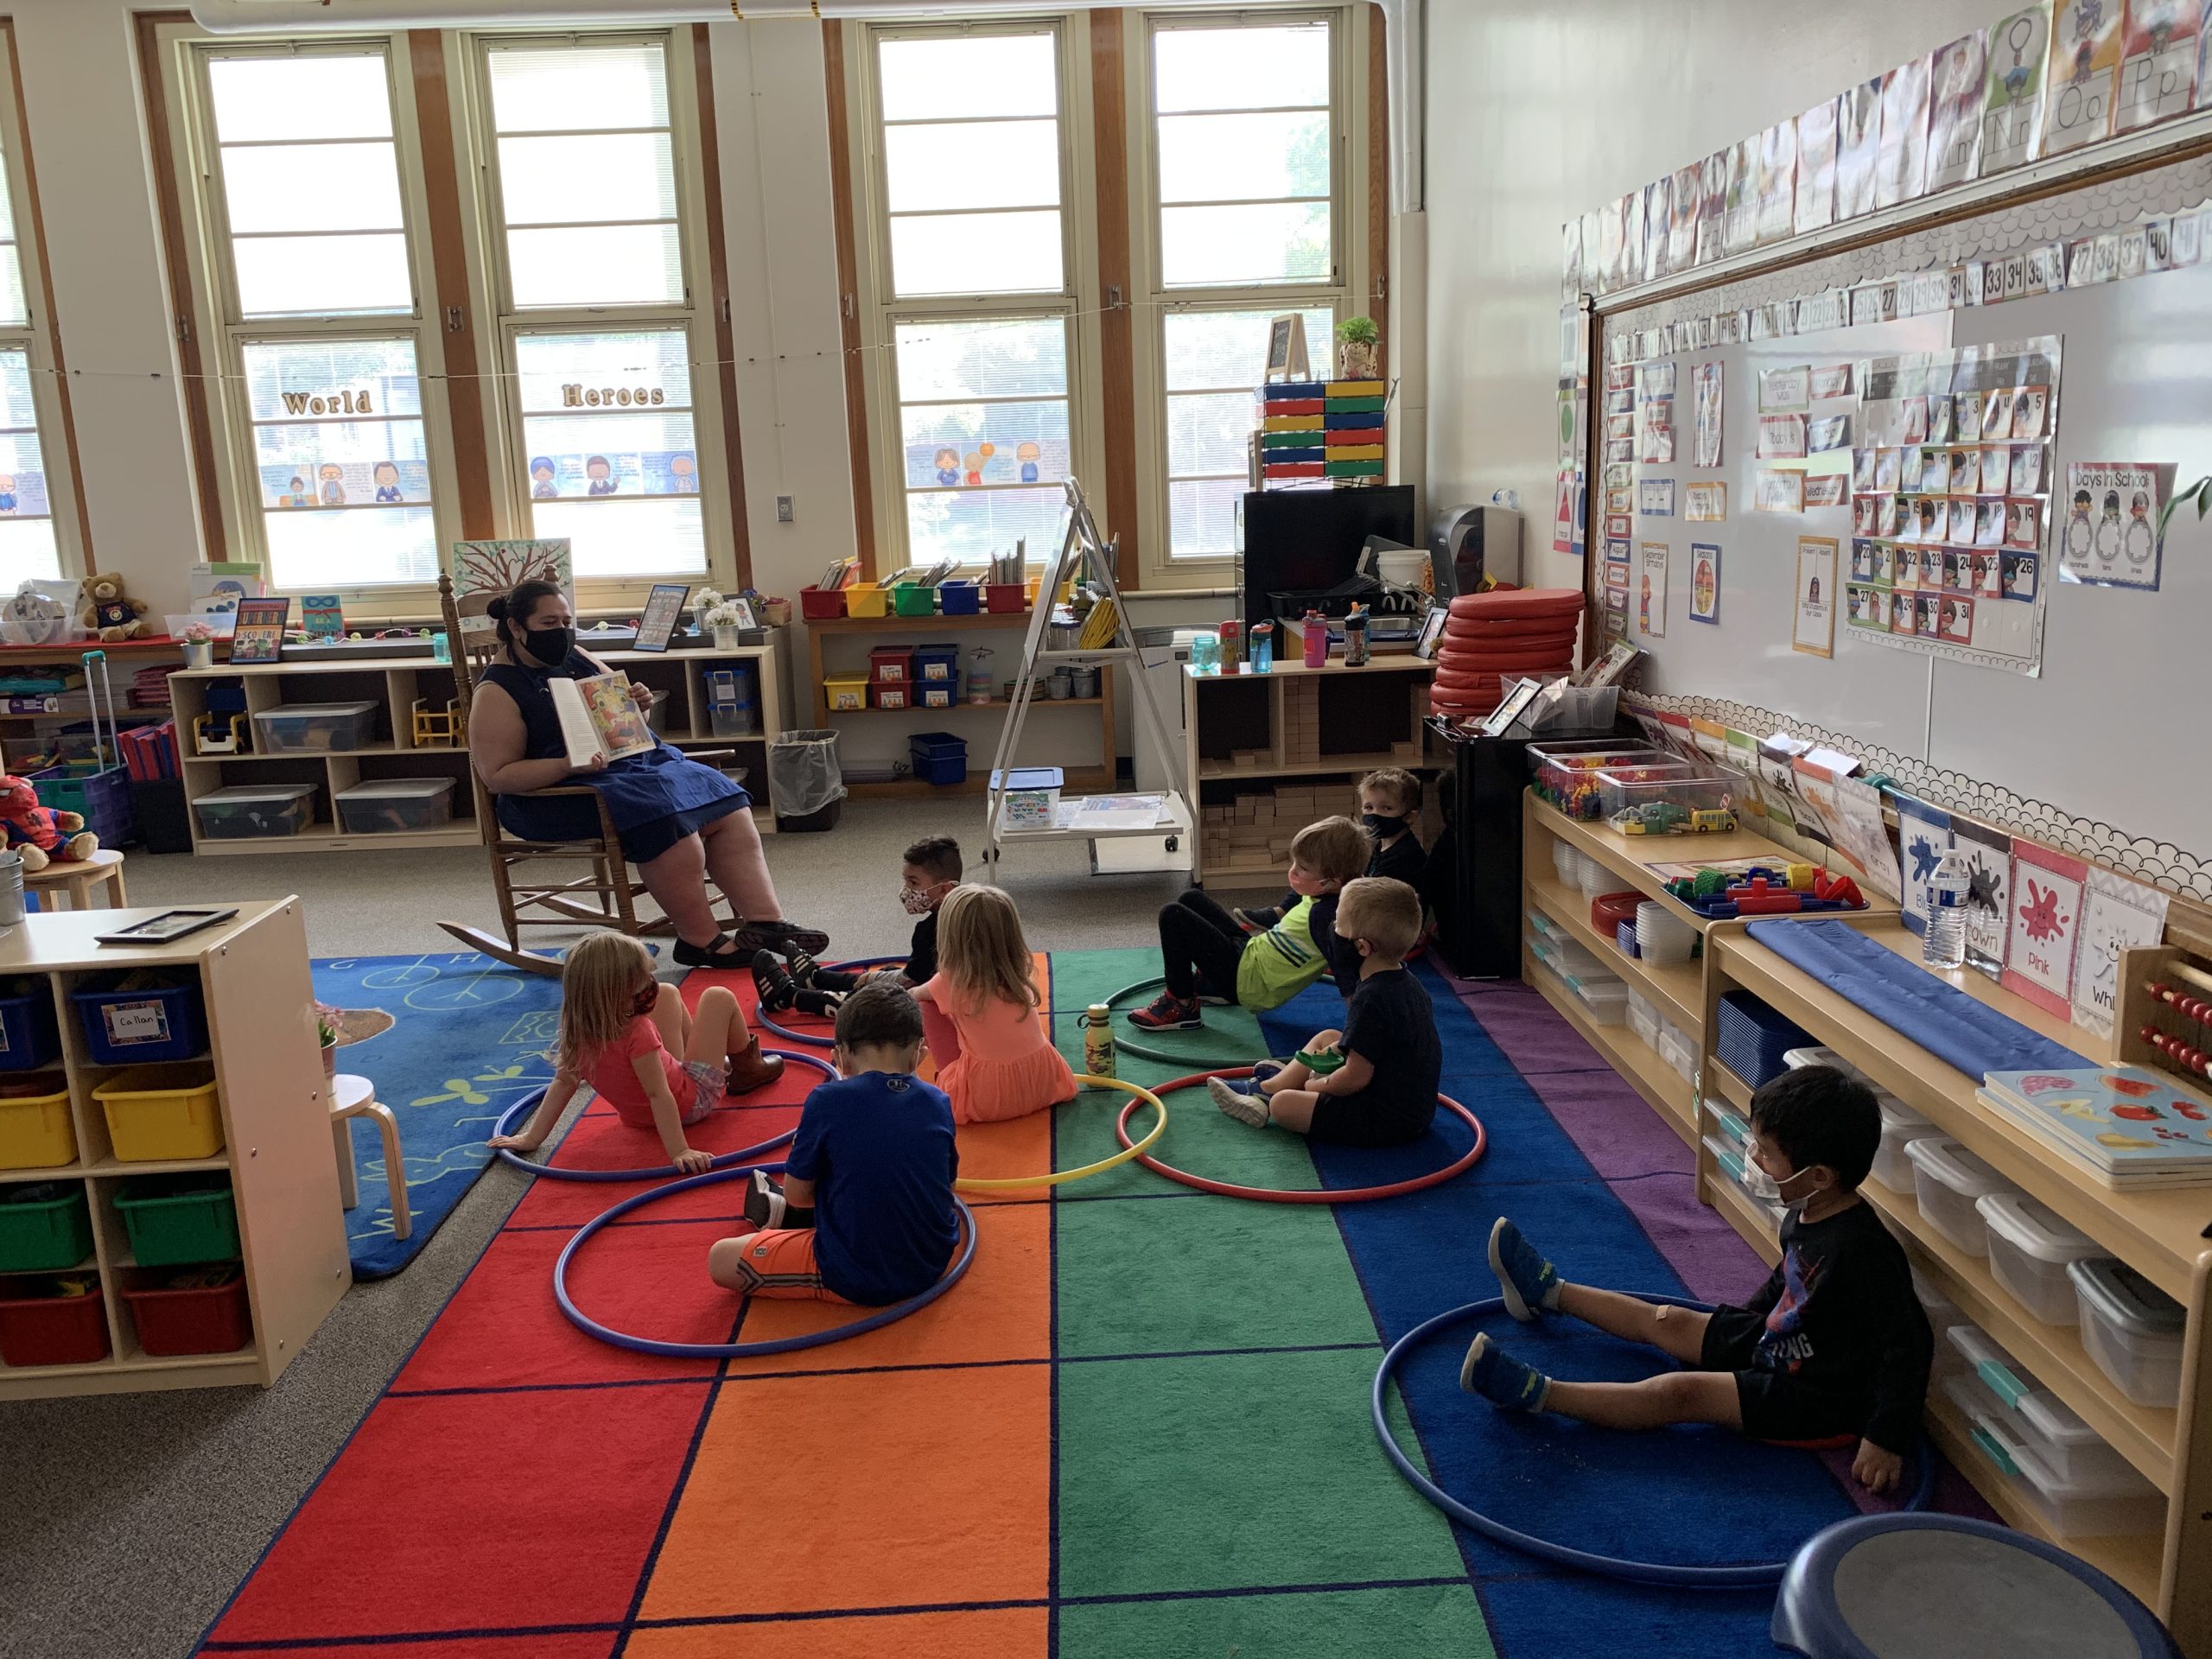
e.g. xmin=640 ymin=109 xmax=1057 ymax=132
xmin=24 ymin=849 xmax=126 ymax=911
xmin=330 ymin=1072 xmax=411 ymax=1241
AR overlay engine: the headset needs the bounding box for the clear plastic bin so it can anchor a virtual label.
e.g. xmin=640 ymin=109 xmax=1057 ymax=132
xmin=253 ymin=701 xmax=378 ymax=753
xmin=1783 ymin=1045 xmax=1868 ymax=1081
xmin=335 ymin=777 xmax=456 ymax=835
xmin=1703 ymin=1131 xmax=1749 ymax=1187
xmin=1870 ymin=1096 xmax=1936 ymax=1193
xmin=1709 ymin=1104 xmax=1749 ymax=1147
xmin=1904 ymin=1135 xmax=2020 ymax=1255
xmin=1565 ymin=971 xmax=1629 ymax=1026
xmin=1596 ymin=762 xmax=1739 ymax=833
xmin=194 ymin=783 xmax=315 ymax=840
xmin=2069 ymin=1258 xmax=2185 ymax=1408
xmin=1955 ymin=1386 xmax=2163 ymax=1538
xmin=1625 ymin=1001 xmax=1659 ymax=1050
xmin=1976 ymin=1192 xmax=2104 ymax=1325
xmin=1657 ymin=1027 xmax=1696 ymax=1082
xmin=1914 ymin=1273 xmax=1968 ymax=1373
xmin=1528 ymin=742 xmax=1662 ymax=818
xmin=1947 ymin=1325 xmax=2135 ymax=1486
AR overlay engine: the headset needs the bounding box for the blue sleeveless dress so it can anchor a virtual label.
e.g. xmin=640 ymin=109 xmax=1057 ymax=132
xmin=483 ymin=652 xmax=749 ymax=864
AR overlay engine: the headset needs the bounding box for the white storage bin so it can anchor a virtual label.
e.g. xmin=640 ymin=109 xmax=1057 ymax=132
xmin=1976 ymin=1192 xmax=2105 ymax=1326
xmin=1947 ymin=1325 xmax=2137 ymax=1486
xmin=1625 ymin=988 xmax=1656 ymax=1026
xmin=1626 ymin=1002 xmax=1659 ymax=1049
xmin=1914 ymin=1273 xmax=1967 ymax=1373
xmin=1957 ymin=1390 xmax=2163 ymax=1538
xmin=1904 ymin=1135 xmax=2020 ymax=1256
xmin=334 ymin=776 xmax=456 ymax=835
xmin=1657 ymin=1027 xmax=1696 ymax=1082
xmin=1783 ymin=1044 xmax=1865 ymax=1079
xmin=2069 ymin=1258 xmax=2186 ymax=1409
xmin=1542 ymin=933 xmax=1606 ymax=979
xmin=1566 ymin=972 xmax=1629 ymax=1026
xmin=1870 ymin=1096 xmax=1936 ymax=1194
xmin=1575 ymin=855 xmax=1612 ymax=899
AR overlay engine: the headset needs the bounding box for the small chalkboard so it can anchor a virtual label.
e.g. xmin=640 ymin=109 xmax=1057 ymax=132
xmin=1264 ymin=314 xmax=1310 ymax=382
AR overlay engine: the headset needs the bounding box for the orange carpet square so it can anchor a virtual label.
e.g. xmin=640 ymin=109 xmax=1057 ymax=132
xmin=625 ymin=1607 xmax=1046 ymax=1658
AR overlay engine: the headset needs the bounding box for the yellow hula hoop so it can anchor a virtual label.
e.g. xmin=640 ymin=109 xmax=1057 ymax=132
xmin=953 ymin=1074 xmax=1168 ymax=1192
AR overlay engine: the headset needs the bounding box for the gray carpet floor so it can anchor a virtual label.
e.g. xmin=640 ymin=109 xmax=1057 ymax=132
xmin=2 ymin=800 xmax=1255 ymax=1659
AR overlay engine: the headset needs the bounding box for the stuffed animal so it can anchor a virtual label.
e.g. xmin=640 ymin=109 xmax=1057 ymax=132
xmin=78 ymin=573 xmax=149 ymax=642
xmin=0 ymin=773 xmax=96 ymax=870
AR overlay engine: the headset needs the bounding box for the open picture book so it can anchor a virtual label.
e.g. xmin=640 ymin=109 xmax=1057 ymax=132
xmin=551 ymin=673 xmax=656 ymax=766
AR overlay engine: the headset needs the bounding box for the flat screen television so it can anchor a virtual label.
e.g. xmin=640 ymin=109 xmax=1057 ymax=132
xmin=1238 ymin=484 xmax=1418 ymax=629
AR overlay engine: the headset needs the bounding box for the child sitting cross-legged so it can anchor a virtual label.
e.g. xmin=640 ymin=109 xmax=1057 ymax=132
xmin=753 ymin=834 xmax=960 ymax=1017
xmin=1129 ymin=816 xmax=1368 ymax=1031
xmin=1205 ymin=875 xmax=1440 ymax=1146
xmin=913 ymin=885 xmax=1077 ymax=1124
xmin=715 ymin=982 xmax=961 ymax=1306
xmin=1460 ymin=1065 xmax=1933 ymax=1494
xmin=488 ymin=933 xmax=784 ymax=1174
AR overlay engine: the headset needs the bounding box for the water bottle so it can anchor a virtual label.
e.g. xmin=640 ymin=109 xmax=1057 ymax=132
xmin=1344 ymin=604 xmax=1370 ymax=667
xmin=1248 ymin=620 xmax=1274 ymax=674
xmin=1923 ymin=850 xmax=1969 ymax=969
xmin=1083 ymin=1003 xmax=1116 ymax=1077
xmin=1302 ymin=608 xmax=1328 ymax=667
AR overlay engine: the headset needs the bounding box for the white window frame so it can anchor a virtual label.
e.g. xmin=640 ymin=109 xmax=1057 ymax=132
xmin=843 ymin=16 xmax=1108 ymax=575
xmin=462 ymin=27 xmax=739 ymax=601
xmin=164 ymin=25 xmax=463 ymax=607
xmin=0 ymin=29 xmax=85 ymax=586
xmin=1127 ymin=5 xmax=1367 ymax=589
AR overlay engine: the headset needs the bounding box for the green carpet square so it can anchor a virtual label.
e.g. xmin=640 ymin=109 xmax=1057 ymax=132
xmin=1055 ymin=1195 xmax=1376 ymax=1357
xmin=1058 ymin=1584 xmax=1495 ymax=1657
xmin=1055 ymin=1349 xmax=1465 ymax=1599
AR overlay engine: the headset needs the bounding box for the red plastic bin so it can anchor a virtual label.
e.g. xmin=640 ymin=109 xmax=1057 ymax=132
xmin=798 ymin=584 xmax=848 ymax=620
xmin=983 ymin=584 xmax=1027 ymax=613
xmin=124 ymin=1266 xmax=251 ymax=1357
xmin=0 ymin=1274 xmax=110 ymax=1366
xmin=868 ymin=646 xmax=914 ymax=683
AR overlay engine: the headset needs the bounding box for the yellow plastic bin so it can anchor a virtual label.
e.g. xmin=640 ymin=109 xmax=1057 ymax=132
xmin=93 ymin=1065 xmax=224 ymax=1162
xmin=844 ymin=582 xmax=892 ymax=619
xmin=0 ymin=1081 xmax=74 ymax=1170
xmin=823 ymin=675 xmax=869 ymax=713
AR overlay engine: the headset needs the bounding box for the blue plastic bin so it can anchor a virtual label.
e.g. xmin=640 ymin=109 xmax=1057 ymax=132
xmin=908 ymin=732 xmax=968 ymax=787
xmin=938 ymin=581 xmax=981 ymax=615
xmin=0 ymin=982 xmax=60 ymax=1072
xmin=71 ymin=973 xmax=207 ymax=1066
xmin=31 ymin=762 xmax=133 ymax=847
xmin=914 ymin=645 xmax=962 ymax=683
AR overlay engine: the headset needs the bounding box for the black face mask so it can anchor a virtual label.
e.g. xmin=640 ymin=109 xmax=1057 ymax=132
xmin=1362 ymin=813 xmax=1405 ymax=838
xmin=521 ymin=624 xmax=575 ymax=665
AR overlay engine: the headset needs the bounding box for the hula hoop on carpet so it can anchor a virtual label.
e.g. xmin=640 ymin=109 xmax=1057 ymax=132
xmin=1103 ymin=976 xmax=1268 ymax=1069
xmin=1370 ymin=1295 xmax=1936 ymax=1588
xmin=554 ymin=1168 xmax=978 ymax=1358
xmin=954 ymin=1075 xmax=1168 ymax=1192
xmin=491 ymin=1048 xmax=838 ymax=1182
xmin=1112 ymin=1068 xmax=1485 ymax=1203
xmin=753 ymin=956 xmax=907 ymax=1048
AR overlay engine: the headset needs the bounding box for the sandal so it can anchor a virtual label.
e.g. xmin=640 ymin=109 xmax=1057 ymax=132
xmin=672 ymin=931 xmax=743 ymax=969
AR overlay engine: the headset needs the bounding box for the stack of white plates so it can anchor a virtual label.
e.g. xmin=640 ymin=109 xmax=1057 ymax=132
xmin=1636 ymin=900 xmax=1696 ymax=965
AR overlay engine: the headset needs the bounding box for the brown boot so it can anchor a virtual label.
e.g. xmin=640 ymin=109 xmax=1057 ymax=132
xmin=726 ymin=1035 xmax=785 ymax=1095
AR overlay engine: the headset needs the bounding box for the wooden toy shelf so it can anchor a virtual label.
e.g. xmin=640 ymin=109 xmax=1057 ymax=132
xmin=0 ymin=900 xmax=347 ymax=1399
xmin=1698 ymin=918 xmax=2212 ymax=1645
xmin=167 ymin=638 xmax=786 ymax=855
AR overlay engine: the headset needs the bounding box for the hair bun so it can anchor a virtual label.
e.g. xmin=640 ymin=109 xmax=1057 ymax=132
xmin=486 ymin=595 xmax=508 ymax=620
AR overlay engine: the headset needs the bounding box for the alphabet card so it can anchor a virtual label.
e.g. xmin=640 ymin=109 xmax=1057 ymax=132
xmin=2070 ymin=867 xmax=2171 ymax=1036
xmin=1982 ymin=5 xmax=2052 ymax=174
xmin=2042 ymin=0 xmax=2123 ymax=156
xmin=2004 ymin=840 xmax=2088 ymax=1017
xmin=2114 ymin=0 xmax=2202 ymax=132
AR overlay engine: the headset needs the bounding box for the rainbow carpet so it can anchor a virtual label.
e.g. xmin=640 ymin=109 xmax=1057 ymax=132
xmin=195 ymin=948 xmax=1974 ymax=1658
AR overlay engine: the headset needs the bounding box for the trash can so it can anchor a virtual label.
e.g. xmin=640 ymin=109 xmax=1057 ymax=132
xmin=767 ymin=728 xmax=847 ymax=833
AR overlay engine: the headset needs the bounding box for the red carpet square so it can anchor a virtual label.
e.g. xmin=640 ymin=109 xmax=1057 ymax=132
xmin=212 ymin=1637 xmax=618 ymax=1658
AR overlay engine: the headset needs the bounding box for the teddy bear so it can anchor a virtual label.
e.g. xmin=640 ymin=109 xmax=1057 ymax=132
xmin=0 ymin=773 xmax=96 ymax=870
xmin=78 ymin=572 xmax=149 ymax=642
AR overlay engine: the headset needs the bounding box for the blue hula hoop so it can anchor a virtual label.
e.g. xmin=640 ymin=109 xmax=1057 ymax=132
xmin=491 ymin=1047 xmax=838 ymax=1182
xmin=1370 ymin=1295 xmax=1936 ymax=1589
xmin=553 ymin=1165 xmax=978 ymax=1357
xmin=754 ymin=955 xmax=907 ymax=1048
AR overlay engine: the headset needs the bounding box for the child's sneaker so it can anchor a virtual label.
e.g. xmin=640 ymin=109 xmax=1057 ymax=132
xmin=1211 ymin=1060 xmax=1285 ymax=1097
xmin=1232 ymin=906 xmax=1281 ymax=933
xmin=741 ymin=1168 xmax=787 ymax=1230
xmin=1459 ymin=1333 xmax=1549 ymax=1410
xmin=751 ymin=950 xmax=799 ymax=1014
xmin=1128 ymin=992 xmax=1202 ymax=1030
xmin=785 ymin=948 xmax=825 ymax=988
xmin=1206 ymin=1075 xmax=1270 ymax=1128
xmin=1489 ymin=1217 xmax=1562 ymax=1322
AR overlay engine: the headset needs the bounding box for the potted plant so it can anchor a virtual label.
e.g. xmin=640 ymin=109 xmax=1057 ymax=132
xmin=1336 ymin=315 xmax=1381 ymax=380
xmin=181 ymin=620 xmax=217 ymax=670
xmin=690 ymin=587 xmax=725 ymax=641
xmin=706 ymin=601 xmax=747 ymax=650
xmin=315 ymin=1002 xmax=340 ymax=1077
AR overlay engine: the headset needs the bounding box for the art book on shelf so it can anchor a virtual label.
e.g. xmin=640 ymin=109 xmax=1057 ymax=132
xmin=1980 ymin=1066 xmax=2212 ymax=1186
xmin=550 ymin=674 xmax=655 ymax=767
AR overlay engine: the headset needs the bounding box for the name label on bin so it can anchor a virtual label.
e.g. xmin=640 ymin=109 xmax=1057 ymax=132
xmin=104 ymin=1001 xmax=170 ymax=1047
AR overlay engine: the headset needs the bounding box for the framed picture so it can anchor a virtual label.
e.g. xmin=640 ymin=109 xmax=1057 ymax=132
xmin=1413 ymin=605 xmax=1448 ymax=660
xmin=1480 ymin=677 xmax=1546 ymax=736
xmin=632 ymin=583 xmax=691 ymax=653
xmin=228 ymin=597 xmax=292 ymax=665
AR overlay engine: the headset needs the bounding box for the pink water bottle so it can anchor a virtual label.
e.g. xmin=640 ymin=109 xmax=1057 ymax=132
xmin=1302 ymin=608 xmax=1327 ymax=667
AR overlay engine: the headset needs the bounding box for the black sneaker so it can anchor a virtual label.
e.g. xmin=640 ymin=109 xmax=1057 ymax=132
xmin=751 ymin=950 xmax=798 ymax=1014
xmin=742 ymin=1168 xmax=786 ymax=1230
xmin=785 ymin=948 xmax=825 ymax=988
xmin=733 ymin=918 xmax=831 ymax=957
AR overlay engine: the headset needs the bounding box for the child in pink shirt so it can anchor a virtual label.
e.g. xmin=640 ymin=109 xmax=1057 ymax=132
xmin=914 ymin=886 xmax=1076 ymax=1124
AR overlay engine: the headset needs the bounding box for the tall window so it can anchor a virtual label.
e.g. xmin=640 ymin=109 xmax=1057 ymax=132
xmin=480 ymin=37 xmax=707 ymax=578
xmin=1141 ymin=14 xmax=1353 ymax=564
xmin=0 ymin=117 xmax=61 ymax=587
xmin=193 ymin=46 xmax=442 ymax=590
xmin=863 ymin=25 xmax=1078 ymax=566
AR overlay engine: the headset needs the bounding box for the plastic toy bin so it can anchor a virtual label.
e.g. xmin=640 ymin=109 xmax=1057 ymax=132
xmin=335 ymin=777 xmax=456 ymax=835
xmin=0 ymin=1274 xmax=109 ymax=1366
xmin=890 ymin=582 xmax=938 ymax=617
xmin=194 ymin=782 xmax=316 ymax=840
xmin=0 ymin=982 xmax=61 ymax=1072
xmin=113 ymin=1173 xmax=239 ymax=1267
xmin=868 ymin=646 xmax=913 ymax=683
xmin=824 ymin=675 xmax=868 ymax=713
xmin=31 ymin=762 xmax=132 ymax=845
xmin=0 ymin=1079 xmax=73 ymax=1170
xmin=124 ymin=1265 xmax=251 ymax=1357
xmin=252 ymin=700 xmax=379 ymax=753
xmin=1903 ymin=1135 xmax=2019 ymax=1255
xmin=1527 ymin=742 xmax=1662 ymax=817
xmin=914 ymin=644 xmax=960 ymax=682
xmin=1946 ymin=1324 xmax=2134 ymax=1486
xmin=798 ymin=584 xmax=848 ymax=620
xmin=938 ymin=580 xmax=981 ymax=614
xmin=844 ymin=582 xmax=892 ymax=619
xmin=1871 ymin=1096 xmax=1936 ymax=1193
xmin=2069 ymin=1258 xmax=2186 ymax=1408
xmin=1976 ymin=1192 xmax=2104 ymax=1325
xmin=73 ymin=972 xmax=207 ymax=1065
xmin=992 ymin=766 xmax=1063 ymax=830
xmin=0 ymin=1182 xmax=93 ymax=1272
xmin=983 ymin=583 xmax=1027 ymax=613
xmin=1595 ymin=763 xmax=1738 ymax=832
xmin=908 ymin=733 xmax=968 ymax=787
xmin=92 ymin=1065 xmax=224 ymax=1163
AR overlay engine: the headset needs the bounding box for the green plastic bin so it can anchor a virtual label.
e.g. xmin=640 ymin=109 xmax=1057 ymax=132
xmin=890 ymin=582 xmax=938 ymax=617
xmin=0 ymin=1181 xmax=94 ymax=1272
xmin=113 ymin=1173 xmax=239 ymax=1267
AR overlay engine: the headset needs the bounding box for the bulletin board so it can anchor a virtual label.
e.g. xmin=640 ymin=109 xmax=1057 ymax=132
xmin=1592 ymin=147 xmax=2212 ymax=899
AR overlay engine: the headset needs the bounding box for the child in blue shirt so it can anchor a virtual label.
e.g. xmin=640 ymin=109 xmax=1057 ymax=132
xmin=713 ymin=983 xmax=960 ymax=1306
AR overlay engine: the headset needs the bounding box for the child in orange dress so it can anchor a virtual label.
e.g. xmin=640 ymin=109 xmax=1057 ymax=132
xmin=912 ymin=885 xmax=1077 ymax=1124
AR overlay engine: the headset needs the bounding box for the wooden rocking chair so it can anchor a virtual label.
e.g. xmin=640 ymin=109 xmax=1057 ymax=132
xmin=433 ymin=575 xmax=735 ymax=976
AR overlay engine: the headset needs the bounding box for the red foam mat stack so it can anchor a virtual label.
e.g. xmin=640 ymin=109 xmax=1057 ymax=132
xmin=1427 ymin=588 xmax=1585 ymax=719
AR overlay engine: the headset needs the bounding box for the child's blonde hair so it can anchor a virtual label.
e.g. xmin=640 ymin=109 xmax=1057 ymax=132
xmin=934 ymin=884 xmax=1039 ymax=1012
xmin=1359 ymin=766 xmax=1421 ymax=814
xmin=556 ymin=932 xmax=655 ymax=1073
xmin=1337 ymin=875 xmax=1423 ymax=960
xmin=1290 ymin=815 xmax=1370 ymax=886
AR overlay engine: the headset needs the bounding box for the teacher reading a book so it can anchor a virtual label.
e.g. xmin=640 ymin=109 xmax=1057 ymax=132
xmin=468 ymin=578 xmax=828 ymax=967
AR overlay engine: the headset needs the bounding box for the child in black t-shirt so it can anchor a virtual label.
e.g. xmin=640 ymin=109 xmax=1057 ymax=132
xmin=1207 ymin=876 xmax=1440 ymax=1147
xmin=1459 ymin=1066 xmax=1932 ymax=1494
xmin=1235 ymin=768 xmax=1427 ymax=932
xmin=753 ymin=835 xmax=958 ymax=1014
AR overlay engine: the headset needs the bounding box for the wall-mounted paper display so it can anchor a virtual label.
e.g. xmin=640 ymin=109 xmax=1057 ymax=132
xmin=1982 ymin=5 xmax=2052 ymax=173
xmin=1639 ymin=541 xmax=1669 ymax=637
xmin=2113 ymin=0 xmax=2201 ymax=132
xmin=1878 ymin=54 xmax=1934 ymax=208
xmin=1837 ymin=77 xmax=1884 ymax=219
xmin=1643 ymin=176 xmax=1673 ymax=282
xmin=1669 ymin=162 xmax=1701 ymax=271
xmin=1795 ymin=97 xmax=1840 ymax=235
xmin=1686 ymin=481 xmax=1728 ymax=521
xmin=1794 ymin=535 xmax=1838 ymax=654
xmin=2042 ymin=0 xmax=2122 ymax=155
xmin=1689 ymin=543 xmax=1722 ymax=622
xmin=1723 ymin=137 xmax=1759 ymax=254
xmin=1695 ymin=151 xmax=1727 ymax=265
xmin=1757 ymin=121 xmax=1799 ymax=244
xmin=2060 ymin=460 xmax=2167 ymax=588
xmin=1927 ymin=30 xmax=1989 ymax=190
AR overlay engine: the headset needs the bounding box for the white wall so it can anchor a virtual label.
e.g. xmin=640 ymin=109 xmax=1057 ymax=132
xmin=1423 ymin=0 xmax=1993 ymax=594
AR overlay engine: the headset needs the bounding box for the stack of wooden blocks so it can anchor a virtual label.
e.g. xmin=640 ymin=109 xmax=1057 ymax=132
xmin=1281 ymin=678 xmax=1319 ymax=767
xmin=1199 ymin=781 xmax=1338 ymax=876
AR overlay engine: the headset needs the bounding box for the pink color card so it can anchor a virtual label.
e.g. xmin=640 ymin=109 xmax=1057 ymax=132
xmin=2003 ymin=841 xmax=2088 ymax=1018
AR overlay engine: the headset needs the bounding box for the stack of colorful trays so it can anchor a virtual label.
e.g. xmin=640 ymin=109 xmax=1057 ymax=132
xmin=1714 ymin=990 xmax=1813 ymax=1090
xmin=1427 ymin=588 xmax=1582 ymax=718
xmin=1323 ymin=378 xmax=1386 ymax=480
xmin=1257 ymin=380 xmax=1326 ymax=481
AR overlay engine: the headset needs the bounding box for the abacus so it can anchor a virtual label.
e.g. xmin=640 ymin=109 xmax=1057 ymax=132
xmin=2141 ymin=969 xmax=2212 ymax=1079
xmin=2117 ymin=944 xmax=2212 ymax=1094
